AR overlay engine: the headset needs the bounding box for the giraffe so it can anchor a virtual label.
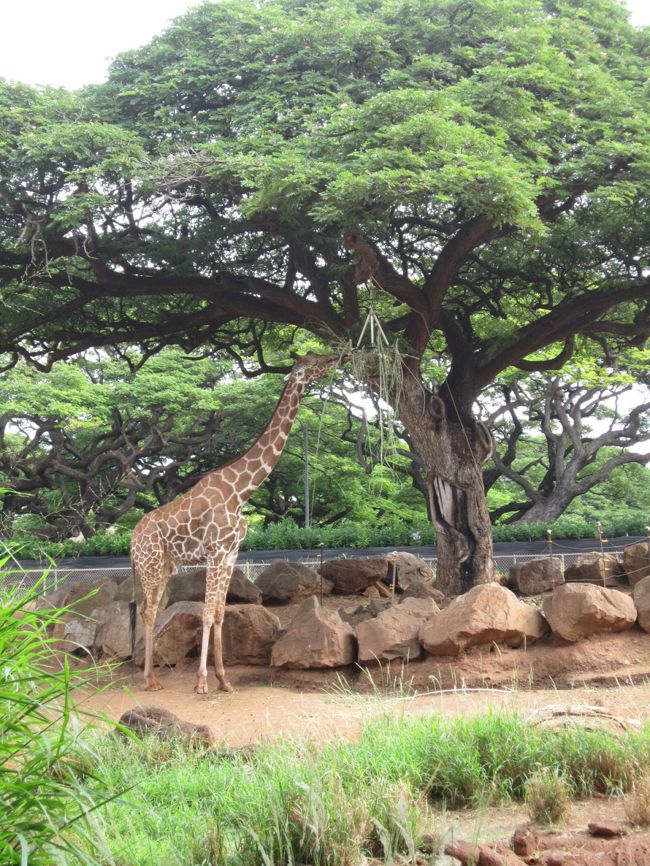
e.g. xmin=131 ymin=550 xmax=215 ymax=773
xmin=130 ymin=352 xmax=342 ymax=694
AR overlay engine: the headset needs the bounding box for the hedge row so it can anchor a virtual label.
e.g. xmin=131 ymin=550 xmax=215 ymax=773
xmin=4 ymin=514 xmax=647 ymax=561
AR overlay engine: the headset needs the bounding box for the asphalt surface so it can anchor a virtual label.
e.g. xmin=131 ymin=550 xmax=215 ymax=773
xmin=14 ymin=536 xmax=645 ymax=570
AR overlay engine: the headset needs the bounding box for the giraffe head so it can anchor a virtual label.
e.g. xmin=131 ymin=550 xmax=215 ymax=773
xmin=288 ymin=351 xmax=343 ymax=385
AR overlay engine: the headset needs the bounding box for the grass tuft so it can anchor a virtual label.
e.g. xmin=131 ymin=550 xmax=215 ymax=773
xmin=624 ymin=773 xmax=650 ymax=827
xmin=524 ymin=767 xmax=572 ymax=824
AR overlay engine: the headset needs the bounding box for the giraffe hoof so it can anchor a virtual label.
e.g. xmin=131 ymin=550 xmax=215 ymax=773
xmin=219 ymin=681 xmax=234 ymax=693
xmin=145 ymin=677 xmax=163 ymax=691
xmin=194 ymin=681 xmax=209 ymax=695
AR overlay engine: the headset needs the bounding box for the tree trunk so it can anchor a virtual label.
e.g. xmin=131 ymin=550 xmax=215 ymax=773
xmin=514 ymin=496 xmax=572 ymax=525
xmin=398 ymin=374 xmax=495 ymax=596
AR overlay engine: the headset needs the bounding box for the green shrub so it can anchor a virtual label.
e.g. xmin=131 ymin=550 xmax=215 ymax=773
xmin=0 ymin=565 xmax=109 ymax=865
xmin=6 ymin=513 xmax=646 ymax=560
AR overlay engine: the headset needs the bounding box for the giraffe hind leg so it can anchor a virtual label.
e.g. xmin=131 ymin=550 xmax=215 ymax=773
xmin=141 ymin=560 xmax=172 ymax=691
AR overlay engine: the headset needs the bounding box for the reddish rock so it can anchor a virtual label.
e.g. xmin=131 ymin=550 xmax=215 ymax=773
xmin=623 ymin=541 xmax=650 ymax=586
xmin=227 ymin=568 xmax=263 ymax=604
xmin=564 ymin=553 xmax=625 ymax=586
xmin=165 ymin=567 xmax=262 ymax=605
xmin=115 ymin=575 xmax=171 ymax=609
xmin=513 ymin=823 xmax=539 ymax=856
xmin=271 ymin=596 xmax=355 ymax=669
xmin=543 ymin=584 xmax=637 ymax=642
xmin=321 ymin=555 xmax=389 ymax=594
xmin=400 ymin=578 xmax=445 ymax=606
xmin=356 ymin=597 xmax=438 ymax=663
xmin=221 ymin=604 xmax=281 ymax=665
xmin=510 ymin=557 xmax=564 ymax=596
xmin=587 ymin=821 xmax=625 ymax=838
xmin=386 ymin=551 xmax=435 ymax=588
xmin=94 ymin=600 xmax=144 ymax=659
xmin=165 ymin=568 xmax=206 ymax=604
xmin=419 ymin=583 xmax=547 ymax=657
xmin=135 ymin=601 xmax=203 ymax=666
xmin=255 ymin=560 xmax=331 ymax=603
xmin=50 ymin=579 xmax=119 ymax=653
xmin=117 ymin=705 xmax=215 ymax=748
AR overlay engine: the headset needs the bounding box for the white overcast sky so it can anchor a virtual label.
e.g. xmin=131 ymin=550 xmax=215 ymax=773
xmin=1 ymin=0 xmax=649 ymax=90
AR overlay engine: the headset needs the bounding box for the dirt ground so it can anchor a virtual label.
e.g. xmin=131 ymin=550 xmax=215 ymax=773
xmin=80 ymin=629 xmax=650 ymax=747
xmin=79 ymin=629 xmax=650 ymax=864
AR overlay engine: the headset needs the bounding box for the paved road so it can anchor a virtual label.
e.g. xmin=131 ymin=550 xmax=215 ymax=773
xmin=14 ymin=535 xmax=645 ymax=570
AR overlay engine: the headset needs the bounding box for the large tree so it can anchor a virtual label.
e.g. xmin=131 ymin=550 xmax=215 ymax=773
xmin=1 ymin=0 xmax=649 ymax=591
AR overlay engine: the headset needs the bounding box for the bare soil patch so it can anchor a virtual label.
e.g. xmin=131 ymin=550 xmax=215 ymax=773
xmin=80 ymin=629 xmax=650 ymax=746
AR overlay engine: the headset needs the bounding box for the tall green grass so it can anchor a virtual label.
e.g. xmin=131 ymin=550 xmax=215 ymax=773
xmin=88 ymin=710 xmax=650 ymax=866
xmin=0 ymin=567 xmax=111 ymax=865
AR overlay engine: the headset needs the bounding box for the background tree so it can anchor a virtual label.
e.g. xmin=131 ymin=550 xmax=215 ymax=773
xmin=0 ymin=348 xmax=424 ymax=539
xmin=1 ymin=0 xmax=649 ymax=591
xmin=482 ymin=353 xmax=650 ymax=523
xmin=0 ymin=350 xmax=229 ymax=537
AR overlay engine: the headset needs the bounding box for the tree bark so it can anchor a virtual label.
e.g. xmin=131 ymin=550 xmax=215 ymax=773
xmin=398 ymin=373 xmax=495 ymax=596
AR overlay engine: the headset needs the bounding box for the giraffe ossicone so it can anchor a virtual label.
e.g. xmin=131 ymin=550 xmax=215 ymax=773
xmin=130 ymin=352 xmax=342 ymax=694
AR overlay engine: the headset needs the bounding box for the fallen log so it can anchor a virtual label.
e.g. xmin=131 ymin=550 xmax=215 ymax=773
xmin=525 ymin=704 xmax=641 ymax=733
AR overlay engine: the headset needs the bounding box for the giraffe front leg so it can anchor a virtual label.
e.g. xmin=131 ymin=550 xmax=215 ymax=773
xmin=213 ymin=616 xmax=232 ymax=692
xmin=213 ymin=547 xmax=239 ymax=691
xmin=195 ymin=616 xmax=213 ymax=695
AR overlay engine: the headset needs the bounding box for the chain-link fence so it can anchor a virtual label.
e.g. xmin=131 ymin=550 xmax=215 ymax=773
xmin=1 ymin=543 xmax=644 ymax=594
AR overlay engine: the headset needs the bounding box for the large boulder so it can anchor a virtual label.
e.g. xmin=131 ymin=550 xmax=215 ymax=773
xmin=271 ymin=596 xmax=355 ymax=668
xmin=321 ymin=555 xmax=389 ymax=594
xmin=115 ymin=575 xmax=171 ymax=609
xmin=49 ymin=579 xmax=119 ymax=653
xmin=255 ymin=560 xmax=331 ymax=603
xmin=632 ymin=575 xmax=650 ymax=633
xmin=386 ymin=551 xmax=435 ymax=588
xmin=166 ymin=569 xmax=206 ymax=604
xmin=166 ymin=567 xmax=262 ymax=605
xmin=221 ymin=605 xmax=281 ymax=665
xmin=94 ymin=600 xmax=144 ymax=659
xmin=134 ymin=601 xmax=203 ymax=666
xmin=564 ymin=553 xmax=625 ymax=586
xmin=400 ymin=578 xmax=445 ymax=606
xmin=509 ymin=557 xmax=564 ymax=596
xmin=543 ymin=583 xmax=637 ymax=642
xmin=622 ymin=542 xmax=650 ymax=587
xmin=419 ymin=583 xmax=547 ymax=657
xmin=227 ymin=569 xmax=263 ymax=604
xmin=356 ymin=597 xmax=438 ymax=663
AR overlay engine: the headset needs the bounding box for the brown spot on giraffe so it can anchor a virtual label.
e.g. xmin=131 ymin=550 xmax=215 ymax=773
xmin=130 ymin=352 xmax=342 ymax=694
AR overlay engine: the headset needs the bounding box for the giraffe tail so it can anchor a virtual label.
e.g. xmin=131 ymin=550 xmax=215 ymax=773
xmin=129 ymin=561 xmax=137 ymax=663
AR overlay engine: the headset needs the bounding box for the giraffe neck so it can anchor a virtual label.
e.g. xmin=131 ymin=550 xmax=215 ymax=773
xmin=222 ymin=373 xmax=308 ymax=502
